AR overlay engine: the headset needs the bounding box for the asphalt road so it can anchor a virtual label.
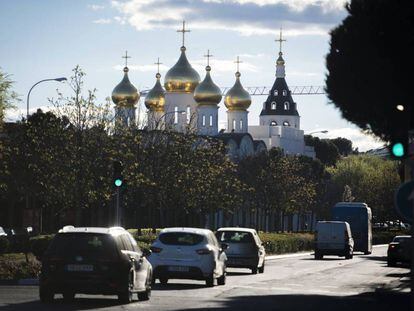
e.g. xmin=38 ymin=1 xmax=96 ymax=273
xmin=0 ymin=246 xmax=410 ymax=311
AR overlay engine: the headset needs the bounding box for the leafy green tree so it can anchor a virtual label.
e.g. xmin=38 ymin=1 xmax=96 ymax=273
xmin=305 ymin=135 xmax=340 ymax=166
xmin=328 ymin=155 xmax=400 ymax=221
xmin=331 ymin=137 xmax=354 ymax=156
xmin=326 ymin=0 xmax=414 ymax=142
xmin=0 ymin=69 xmax=18 ymax=127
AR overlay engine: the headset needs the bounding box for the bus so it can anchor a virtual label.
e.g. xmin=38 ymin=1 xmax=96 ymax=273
xmin=332 ymin=202 xmax=372 ymax=254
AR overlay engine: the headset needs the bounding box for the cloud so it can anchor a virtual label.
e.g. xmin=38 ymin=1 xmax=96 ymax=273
xmin=88 ymin=4 xmax=105 ymax=10
xmin=4 ymin=106 xmax=51 ymax=122
xmin=93 ymin=18 xmax=112 ymax=24
xmin=322 ymin=127 xmax=385 ymax=152
xmin=109 ymin=0 xmax=347 ymax=36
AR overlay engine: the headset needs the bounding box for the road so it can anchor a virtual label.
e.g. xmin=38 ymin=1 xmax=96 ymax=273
xmin=0 ymin=246 xmax=410 ymax=311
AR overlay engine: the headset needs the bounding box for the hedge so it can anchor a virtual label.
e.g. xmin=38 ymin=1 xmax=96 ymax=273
xmin=0 ymin=254 xmax=41 ymax=280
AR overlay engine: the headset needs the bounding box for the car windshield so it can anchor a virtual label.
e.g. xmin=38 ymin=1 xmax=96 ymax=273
xmin=216 ymin=231 xmax=254 ymax=244
xmin=393 ymin=237 xmax=411 ymax=243
xmin=159 ymin=232 xmax=204 ymax=246
xmin=46 ymin=233 xmax=118 ymax=259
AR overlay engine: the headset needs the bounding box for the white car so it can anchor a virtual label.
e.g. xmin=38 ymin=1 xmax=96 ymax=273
xmin=149 ymin=227 xmax=227 ymax=287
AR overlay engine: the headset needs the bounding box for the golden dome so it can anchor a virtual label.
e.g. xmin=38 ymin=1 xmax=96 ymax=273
xmin=224 ymin=72 xmax=251 ymax=111
xmin=112 ymin=67 xmax=139 ymax=107
xmin=276 ymin=52 xmax=285 ymax=66
xmin=194 ymin=66 xmax=222 ymax=106
xmin=164 ymin=46 xmax=200 ymax=93
xmin=145 ymin=73 xmax=165 ymax=112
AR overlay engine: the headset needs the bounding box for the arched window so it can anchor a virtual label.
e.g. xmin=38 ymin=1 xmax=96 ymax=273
xmin=284 ymin=102 xmax=289 ymax=110
xmin=239 ymin=119 xmax=243 ymax=130
xmin=270 ymin=121 xmax=277 ymax=126
xmin=283 ymin=90 xmax=287 ymax=96
xmin=202 ymin=115 xmax=206 ymax=126
xmin=274 ymin=90 xmax=278 ymax=96
xmin=232 ymin=119 xmax=236 ymax=130
xmin=186 ymin=106 xmax=191 ymax=124
xmin=209 ymin=115 xmax=213 ymax=127
xmin=174 ymin=106 xmax=178 ymax=124
xmin=283 ymin=121 xmax=290 ymax=126
xmin=271 ymin=101 xmax=276 ymax=110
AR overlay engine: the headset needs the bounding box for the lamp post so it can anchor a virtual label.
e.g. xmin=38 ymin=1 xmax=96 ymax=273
xmin=307 ymin=130 xmax=328 ymax=135
xmin=25 ymin=77 xmax=66 ymax=233
xmin=26 ymin=77 xmax=67 ymax=121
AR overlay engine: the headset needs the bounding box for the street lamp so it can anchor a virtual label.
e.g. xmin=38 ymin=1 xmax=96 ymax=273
xmin=26 ymin=77 xmax=67 ymax=121
xmin=307 ymin=130 xmax=328 ymax=135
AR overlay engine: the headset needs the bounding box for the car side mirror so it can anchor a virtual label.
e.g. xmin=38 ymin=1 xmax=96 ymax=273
xmin=221 ymin=243 xmax=229 ymax=251
xmin=142 ymin=248 xmax=152 ymax=257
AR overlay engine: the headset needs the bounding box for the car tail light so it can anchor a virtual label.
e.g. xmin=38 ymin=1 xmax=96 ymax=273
xmin=196 ymin=248 xmax=212 ymax=255
xmin=151 ymin=246 xmax=163 ymax=253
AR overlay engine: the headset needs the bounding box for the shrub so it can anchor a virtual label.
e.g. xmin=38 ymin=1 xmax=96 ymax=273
xmin=30 ymin=235 xmax=54 ymax=259
xmin=258 ymin=232 xmax=314 ymax=254
xmin=0 ymin=237 xmax=9 ymax=254
xmin=373 ymin=230 xmax=409 ymax=245
xmin=0 ymin=257 xmax=41 ymax=280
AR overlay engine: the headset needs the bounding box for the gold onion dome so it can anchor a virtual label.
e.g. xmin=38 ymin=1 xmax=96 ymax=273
xmin=224 ymin=71 xmax=251 ymax=111
xmin=112 ymin=67 xmax=139 ymax=107
xmin=164 ymin=46 xmax=200 ymax=93
xmin=194 ymin=66 xmax=222 ymax=106
xmin=145 ymin=73 xmax=165 ymax=112
xmin=276 ymin=52 xmax=285 ymax=66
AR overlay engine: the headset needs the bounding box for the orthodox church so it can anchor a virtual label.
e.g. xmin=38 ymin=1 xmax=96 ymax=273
xmin=111 ymin=23 xmax=314 ymax=160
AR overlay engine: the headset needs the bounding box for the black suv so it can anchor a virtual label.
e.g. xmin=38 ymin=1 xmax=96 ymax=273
xmin=39 ymin=226 xmax=152 ymax=304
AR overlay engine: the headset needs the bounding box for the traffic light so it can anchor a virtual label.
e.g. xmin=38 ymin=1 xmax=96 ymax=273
xmin=113 ymin=161 xmax=123 ymax=187
xmin=389 ymin=130 xmax=408 ymax=159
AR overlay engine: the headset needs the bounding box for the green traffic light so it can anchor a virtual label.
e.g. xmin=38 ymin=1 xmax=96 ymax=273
xmin=392 ymin=143 xmax=404 ymax=157
xmin=115 ymin=179 xmax=123 ymax=187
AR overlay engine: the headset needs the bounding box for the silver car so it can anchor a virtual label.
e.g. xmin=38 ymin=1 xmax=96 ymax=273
xmin=216 ymin=227 xmax=265 ymax=274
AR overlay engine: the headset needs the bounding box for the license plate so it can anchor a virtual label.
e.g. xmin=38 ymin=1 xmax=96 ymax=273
xmin=66 ymin=264 xmax=94 ymax=272
xmin=168 ymin=266 xmax=189 ymax=272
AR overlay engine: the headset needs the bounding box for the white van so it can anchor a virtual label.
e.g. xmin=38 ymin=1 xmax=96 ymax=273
xmin=314 ymin=221 xmax=354 ymax=260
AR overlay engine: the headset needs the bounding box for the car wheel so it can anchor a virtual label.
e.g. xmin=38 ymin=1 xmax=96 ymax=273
xmin=138 ymin=278 xmax=151 ymax=301
xmin=314 ymin=252 xmax=323 ymax=260
xmin=206 ymin=275 xmax=215 ymax=287
xmin=251 ymin=267 xmax=258 ymax=274
xmin=387 ymin=260 xmax=396 ymax=267
xmin=217 ymin=272 xmax=226 ymax=286
xmin=62 ymin=291 xmax=75 ymax=302
xmin=159 ymin=277 xmax=168 ymax=285
xmin=118 ymin=272 xmax=134 ymax=304
xmin=258 ymin=261 xmax=265 ymax=274
xmin=39 ymin=286 xmax=54 ymax=303
xmin=364 ymin=251 xmax=372 ymax=255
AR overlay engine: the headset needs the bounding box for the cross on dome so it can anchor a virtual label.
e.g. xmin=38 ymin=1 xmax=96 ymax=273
xmin=177 ymin=20 xmax=191 ymax=47
xmin=275 ymin=28 xmax=286 ymax=53
xmin=122 ymin=51 xmax=131 ymax=67
xmin=154 ymin=57 xmax=162 ymax=74
xmin=234 ymin=56 xmax=243 ymax=72
xmin=204 ymin=49 xmax=213 ymax=67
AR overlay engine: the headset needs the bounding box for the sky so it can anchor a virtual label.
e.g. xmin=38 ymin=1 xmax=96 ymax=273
xmin=1 ymin=0 xmax=384 ymax=151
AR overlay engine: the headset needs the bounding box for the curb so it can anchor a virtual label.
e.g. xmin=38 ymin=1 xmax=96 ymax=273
xmin=264 ymin=244 xmax=388 ymax=261
xmin=0 ymin=278 xmax=38 ymax=286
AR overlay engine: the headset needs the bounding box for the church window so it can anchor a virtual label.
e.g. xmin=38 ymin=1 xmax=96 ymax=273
xmin=174 ymin=107 xmax=178 ymax=124
xmin=186 ymin=106 xmax=191 ymax=124
xmin=271 ymin=102 xmax=276 ymax=110
xmin=240 ymin=119 xmax=243 ymax=130
xmin=283 ymin=90 xmax=287 ymax=96
xmin=284 ymin=102 xmax=289 ymax=110
xmin=283 ymin=121 xmax=290 ymax=126
xmin=202 ymin=115 xmax=206 ymax=126
xmin=232 ymin=119 xmax=236 ymax=130
xmin=209 ymin=115 xmax=213 ymax=127
xmin=274 ymin=90 xmax=278 ymax=96
xmin=270 ymin=121 xmax=277 ymax=126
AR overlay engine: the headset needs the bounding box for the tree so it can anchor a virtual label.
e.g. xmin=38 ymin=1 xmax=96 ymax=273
xmin=326 ymin=0 xmax=414 ymax=142
xmin=305 ymin=135 xmax=340 ymax=166
xmin=331 ymin=137 xmax=354 ymax=156
xmin=328 ymin=155 xmax=400 ymax=221
xmin=0 ymin=69 xmax=18 ymax=127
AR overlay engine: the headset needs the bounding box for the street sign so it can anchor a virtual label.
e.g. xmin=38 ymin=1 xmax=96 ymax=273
xmin=395 ymin=180 xmax=414 ymax=223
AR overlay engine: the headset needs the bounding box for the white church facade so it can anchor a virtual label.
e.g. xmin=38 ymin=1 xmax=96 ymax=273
xmin=111 ymin=23 xmax=315 ymax=160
